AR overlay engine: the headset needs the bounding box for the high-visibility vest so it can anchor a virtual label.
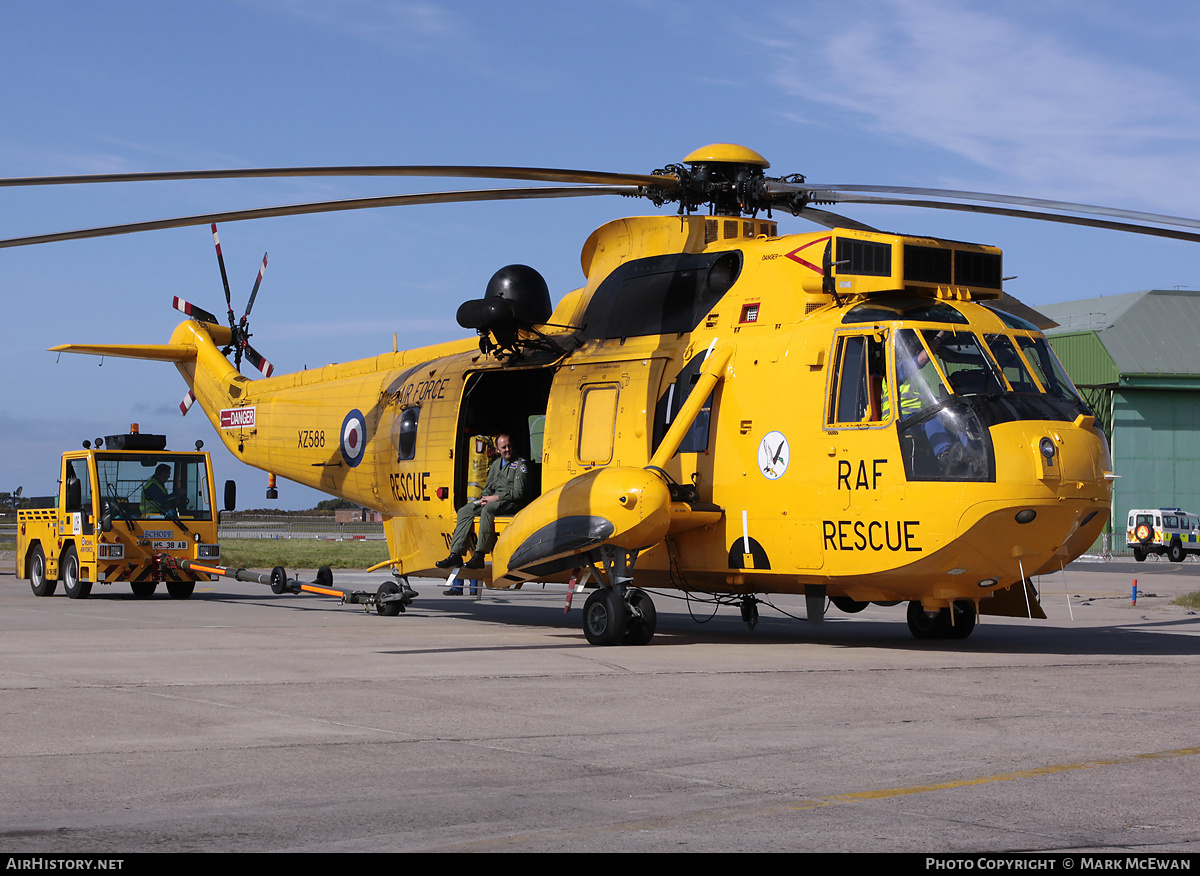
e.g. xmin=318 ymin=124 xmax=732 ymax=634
xmin=881 ymin=379 xmax=923 ymax=420
xmin=140 ymin=477 xmax=169 ymax=514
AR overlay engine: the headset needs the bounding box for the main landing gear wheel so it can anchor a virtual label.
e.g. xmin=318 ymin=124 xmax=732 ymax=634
xmin=61 ymin=545 xmax=91 ymax=599
xmin=623 ymin=588 xmax=657 ymax=645
xmin=29 ymin=545 xmax=55 ymax=597
xmin=907 ymin=599 xmax=976 ymax=641
xmin=583 ymin=587 xmax=628 ymax=646
xmin=945 ymin=600 xmax=977 ymax=640
xmin=166 ymin=580 xmax=195 ymax=600
xmin=831 ymin=596 xmax=869 ymax=613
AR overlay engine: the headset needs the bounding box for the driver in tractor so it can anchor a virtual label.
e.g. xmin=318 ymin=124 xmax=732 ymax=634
xmin=436 ymin=433 xmax=531 ymax=572
xmin=140 ymin=464 xmax=175 ymax=516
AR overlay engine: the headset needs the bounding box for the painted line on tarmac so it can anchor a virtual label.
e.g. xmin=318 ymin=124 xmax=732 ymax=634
xmin=788 ymin=745 xmax=1200 ymax=810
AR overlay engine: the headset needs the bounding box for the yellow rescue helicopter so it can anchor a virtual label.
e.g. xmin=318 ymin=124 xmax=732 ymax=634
xmin=7 ymin=144 xmax=1200 ymax=644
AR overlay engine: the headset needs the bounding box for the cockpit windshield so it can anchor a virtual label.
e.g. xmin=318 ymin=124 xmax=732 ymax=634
xmin=887 ymin=329 xmax=1010 ymax=417
xmin=881 ymin=326 xmax=1090 ymax=482
xmin=96 ymin=453 xmax=213 ymax=521
xmin=1016 ymin=335 xmax=1083 ymax=401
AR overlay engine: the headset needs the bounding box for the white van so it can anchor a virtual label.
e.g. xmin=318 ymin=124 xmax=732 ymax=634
xmin=1126 ymin=508 xmax=1200 ymax=562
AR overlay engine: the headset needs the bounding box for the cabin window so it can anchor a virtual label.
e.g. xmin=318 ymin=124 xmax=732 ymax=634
xmin=394 ymin=406 xmax=419 ymax=461
xmin=578 ymin=384 xmax=619 ymax=465
xmin=653 ymin=351 xmax=716 ymax=455
xmin=64 ymin=458 xmax=93 ymax=512
xmin=581 ymin=250 xmax=742 ymax=339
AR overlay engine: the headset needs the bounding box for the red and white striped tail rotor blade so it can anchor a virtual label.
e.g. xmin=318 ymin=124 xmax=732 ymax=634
xmin=243 ymin=252 xmax=268 ymax=320
xmin=173 ymin=296 xmax=220 ymax=325
xmin=243 ymin=343 xmax=274 ymax=378
xmin=179 ymin=389 xmax=196 ymax=416
xmin=211 ymin=223 xmax=235 ymax=319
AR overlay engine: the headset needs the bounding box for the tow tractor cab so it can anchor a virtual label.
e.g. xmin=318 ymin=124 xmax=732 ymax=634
xmin=17 ymin=427 xmax=225 ymax=599
xmin=1127 ymin=508 xmax=1200 ymax=563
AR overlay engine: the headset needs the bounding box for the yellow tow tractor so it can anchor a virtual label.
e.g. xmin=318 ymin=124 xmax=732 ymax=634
xmin=17 ymin=426 xmax=224 ymax=599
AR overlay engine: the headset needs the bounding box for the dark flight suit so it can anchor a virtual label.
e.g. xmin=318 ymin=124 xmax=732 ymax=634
xmin=449 ymin=456 xmax=530 ymax=555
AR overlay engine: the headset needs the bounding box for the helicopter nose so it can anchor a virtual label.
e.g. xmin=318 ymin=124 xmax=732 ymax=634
xmin=1031 ymin=416 xmax=1110 ymax=493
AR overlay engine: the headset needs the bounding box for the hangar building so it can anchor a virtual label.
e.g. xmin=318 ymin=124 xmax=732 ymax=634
xmin=1039 ymin=289 xmax=1200 ymax=553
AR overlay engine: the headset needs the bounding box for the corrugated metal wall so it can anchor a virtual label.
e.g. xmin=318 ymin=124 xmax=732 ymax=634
xmin=1111 ymin=389 xmax=1200 ymax=527
xmin=1047 ymin=332 xmax=1117 ymax=387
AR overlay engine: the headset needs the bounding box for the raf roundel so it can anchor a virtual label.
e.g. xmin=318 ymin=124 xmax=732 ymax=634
xmin=340 ymin=409 xmax=367 ymax=467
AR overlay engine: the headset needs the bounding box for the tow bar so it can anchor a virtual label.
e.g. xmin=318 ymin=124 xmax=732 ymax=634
xmin=170 ymin=558 xmax=418 ymax=616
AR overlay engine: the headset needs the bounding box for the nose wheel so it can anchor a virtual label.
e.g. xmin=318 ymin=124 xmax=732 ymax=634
xmin=906 ymin=599 xmax=977 ymax=640
xmin=582 ymin=586 xmax=658 ymax=646
xmin=581 ymin=546 xmax=657 ymax=645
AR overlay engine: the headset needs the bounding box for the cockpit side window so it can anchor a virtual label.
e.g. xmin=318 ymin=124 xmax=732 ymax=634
xmin=827 ymin=332 xmax=888 ymax=425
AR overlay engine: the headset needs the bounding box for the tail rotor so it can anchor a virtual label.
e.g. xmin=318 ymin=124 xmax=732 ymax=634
xmin=172 ymin=224 xmax=275 ymax=415
xmin=237 ymin=251 xmax=273 ymax=377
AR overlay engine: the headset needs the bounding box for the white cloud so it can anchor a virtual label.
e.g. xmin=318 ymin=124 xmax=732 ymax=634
xmin=761 ymin=0 xmax=1200 ymax=213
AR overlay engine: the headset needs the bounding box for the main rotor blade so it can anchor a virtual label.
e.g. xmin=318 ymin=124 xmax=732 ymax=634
xmin=827 ymin=194 xmax=1200 ymax=244
xmin=0 ymin=165 xmax=677 ymax=190
xmin=797 ymin=183 xmax=1200 ymax=232
xmin=795 ymin=206 xmax=882 ymax=233
xmin=0 ymin=185 xmax=643 ymax=249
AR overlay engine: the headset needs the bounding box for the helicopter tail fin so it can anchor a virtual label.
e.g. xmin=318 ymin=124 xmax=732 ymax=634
xmin=51 ymin=319 xmax=243 ymax=422
xmin=51 ymin=318 xmax=235 ymax=364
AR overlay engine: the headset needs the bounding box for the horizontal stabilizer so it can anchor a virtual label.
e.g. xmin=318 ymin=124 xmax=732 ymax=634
xmin=49 ymin=342 xmax=196 ymax=362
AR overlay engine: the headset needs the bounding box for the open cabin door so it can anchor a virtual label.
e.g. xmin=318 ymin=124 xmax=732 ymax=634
xmin=454 ymin=367 xmax=555 ymax=506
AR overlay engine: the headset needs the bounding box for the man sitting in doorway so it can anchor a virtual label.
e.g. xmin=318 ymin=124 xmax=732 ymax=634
xmin=436 ymin=433 xmax=530 ymax=572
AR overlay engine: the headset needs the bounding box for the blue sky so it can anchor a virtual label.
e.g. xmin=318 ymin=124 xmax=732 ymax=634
xmin=3 ymin=0 xmax=1199 ymax=508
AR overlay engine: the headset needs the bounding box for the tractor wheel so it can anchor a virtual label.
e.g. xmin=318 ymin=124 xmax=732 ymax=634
xmin=62 ymin=546 xmax=91 ymax=599
xmin=29 ymin=545 xmax=56 ymax=597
